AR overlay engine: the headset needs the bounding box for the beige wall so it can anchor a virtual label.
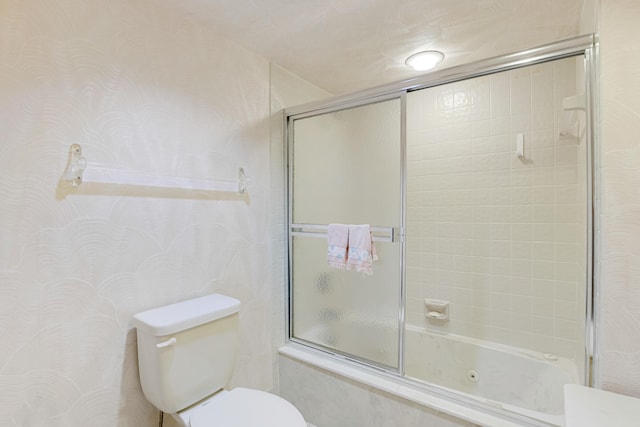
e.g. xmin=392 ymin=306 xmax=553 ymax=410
xmin=0 ymin=0 xmax=273 ymax=425
xmin=598 ymin=0 xmax=640 ymax=397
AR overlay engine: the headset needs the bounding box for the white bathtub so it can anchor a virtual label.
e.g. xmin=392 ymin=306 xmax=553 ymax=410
xmin=294 ymin=319 xmax=580 ymax=425
xmin=405 ymin=325 xmax=580 ymax=417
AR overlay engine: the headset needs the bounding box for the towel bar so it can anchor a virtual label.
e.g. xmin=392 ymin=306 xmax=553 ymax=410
xmin=62 ymin=144 xmax=248 ymax=193
xmin=290 ymin=223 xmax=398 ymax=243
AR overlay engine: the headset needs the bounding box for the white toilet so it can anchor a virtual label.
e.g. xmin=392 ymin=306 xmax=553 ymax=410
xmin=132 ymin=293 xmax=306 ymax=427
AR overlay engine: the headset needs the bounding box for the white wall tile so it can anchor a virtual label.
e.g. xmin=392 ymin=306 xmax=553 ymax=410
xmin=510 ymin=68 xmax=532 ymax=116
xmin=531 ymin=65 xmax=556 ymax=130
xmin=555 ymin=319 xmax=578 ymax=340
xmin=533 ymin=224 xmax=555 ymax=242
xmin=533 ymin=297 xmax=556 ymax=318
xmin=510 ymin=279 xmax=533 ymax=296
xmin=532 ymin=316 xmax=555 ymax=336
xmin=555 ymin=301 xmax=578 ymax=321
xmin=490 ymin=73 xmax=511 ymax=118
xmin=511 ymin=205 xmax=532 ymax=223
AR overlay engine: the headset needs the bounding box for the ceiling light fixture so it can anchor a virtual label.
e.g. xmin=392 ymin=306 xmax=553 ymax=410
xmin=405 ymin=50 xmax=445 ymax=71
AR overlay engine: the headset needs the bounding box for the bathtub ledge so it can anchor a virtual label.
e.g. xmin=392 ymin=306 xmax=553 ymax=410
xmin=279 ymin=343 xmax=550 ymax=427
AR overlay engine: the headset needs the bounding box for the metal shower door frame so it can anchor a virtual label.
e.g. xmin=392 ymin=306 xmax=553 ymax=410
xmin=284 ymin=33 xmax=598 ymax=388
xmin=285 ymin=92 xmax=407 ymax=374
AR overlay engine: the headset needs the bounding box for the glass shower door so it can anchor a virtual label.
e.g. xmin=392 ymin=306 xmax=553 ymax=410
xmin=288 ymin=97 xmax=403 ymax=370
xmin=403 ymin=55 xmax=589 ymax=416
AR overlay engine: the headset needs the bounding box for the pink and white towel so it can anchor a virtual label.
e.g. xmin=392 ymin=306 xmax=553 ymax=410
xmin=327 ymin=223 xmax=378 ymax=275
xmin=346 ymin=224 xmax=378 ymax=276
xmin=327 ymin=223 xmax=349 ymax=269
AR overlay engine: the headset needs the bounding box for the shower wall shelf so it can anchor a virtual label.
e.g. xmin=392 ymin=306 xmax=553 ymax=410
xmin=290 ymin=223 xmax=398 ymax=243
xmin=563 ymin=93 xmax=586 ymax=111
xmin=63 ymin=144 xmax=248 ymax=193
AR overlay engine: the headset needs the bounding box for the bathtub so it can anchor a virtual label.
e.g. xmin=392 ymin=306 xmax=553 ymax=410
xmin=292 ymin=319 xmax=580 ymax=426
xmin=405 ymin=325 xmax=580 ymax=417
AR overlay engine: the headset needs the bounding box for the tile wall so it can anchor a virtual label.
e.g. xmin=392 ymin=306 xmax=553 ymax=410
xmin=405 ymin=57 xmax=588 ymax=361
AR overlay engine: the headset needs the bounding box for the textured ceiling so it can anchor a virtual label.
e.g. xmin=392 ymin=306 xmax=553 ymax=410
xmin=162 ymin=0 xmax=586 ymax=95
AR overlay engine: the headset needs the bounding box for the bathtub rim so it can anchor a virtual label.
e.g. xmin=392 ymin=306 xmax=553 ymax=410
xmin=279 ymin=342 xmax=563 ymax=427
xmin=404 ymin=323 xmax=581 ymax=382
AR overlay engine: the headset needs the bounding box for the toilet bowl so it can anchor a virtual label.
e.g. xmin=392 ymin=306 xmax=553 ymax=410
xmin=132 ymin=294 xmax=306 ymax=427
xmin=181 ymin=388 xmax=306 ymax=427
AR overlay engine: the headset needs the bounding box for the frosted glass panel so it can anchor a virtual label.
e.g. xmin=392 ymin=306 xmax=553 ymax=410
xmin=290 ymin=98 xmax=402 ymax=369
xmin=291 ymin=236 xmax=400 ymax=368
xmin=292 ymin=99 xmax=401 ymax=225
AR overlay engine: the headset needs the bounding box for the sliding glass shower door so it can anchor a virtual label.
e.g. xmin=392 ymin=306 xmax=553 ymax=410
xmin=288 ymin=96 xmax=404 ymax=370
xmin=285 ymin=37 xmax=595 ymax=425
xmin=402 ymin=56 xmax=590 ymax=415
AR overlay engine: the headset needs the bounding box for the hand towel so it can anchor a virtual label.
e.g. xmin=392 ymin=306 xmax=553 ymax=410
xmin=346 ymin=224 xmax=378 ymax=275
xmin=327 ymin=223 xmax=349 ymax=269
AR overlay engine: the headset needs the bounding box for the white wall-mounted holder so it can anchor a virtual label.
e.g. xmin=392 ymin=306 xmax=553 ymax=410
xmin=559 ymin=93 xmax=586 ymax=140
xmin=63 ymin=144 xmax=88 ymax=187
xmin=62 ymin=144 xmax=248 ymax=193
xmin=516 ymin=133 xmax=525 ymax=159
xmin=424 ymin=299 xmax=449 ymax=322
xmin=562 ymin=93 xmax=586 ymax=112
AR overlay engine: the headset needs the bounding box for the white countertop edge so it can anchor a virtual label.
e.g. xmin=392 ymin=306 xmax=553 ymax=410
xmin=279 ymin=344 xmax=534 ymax=427
xmin=564 ymin=384 xmax=640 ymax=427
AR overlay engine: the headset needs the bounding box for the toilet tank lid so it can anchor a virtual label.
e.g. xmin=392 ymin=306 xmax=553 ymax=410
xmin=132 ymin=294 xmax=241 ymax=336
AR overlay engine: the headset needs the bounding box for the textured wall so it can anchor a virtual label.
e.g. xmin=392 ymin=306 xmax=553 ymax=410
xmin=0 ymin=0 xmax=271 ymax=425
xmin=598 ymin=0 xmax=640 ymax=397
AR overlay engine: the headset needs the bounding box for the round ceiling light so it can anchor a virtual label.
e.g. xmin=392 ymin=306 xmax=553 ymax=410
xmin=405 ymin=50 xmax=445 ymax=71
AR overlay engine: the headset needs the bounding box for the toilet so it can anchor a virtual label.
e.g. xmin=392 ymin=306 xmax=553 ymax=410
xmin=132 ymin=294 xmax=306 ymax=427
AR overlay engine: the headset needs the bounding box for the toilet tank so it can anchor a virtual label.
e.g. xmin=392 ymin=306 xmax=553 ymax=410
xmin=132 ymin=294 xmax=241 ymax=413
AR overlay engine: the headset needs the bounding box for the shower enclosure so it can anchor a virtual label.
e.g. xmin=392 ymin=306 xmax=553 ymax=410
xmin=285 ymin=36 xmax=594 ymax=426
